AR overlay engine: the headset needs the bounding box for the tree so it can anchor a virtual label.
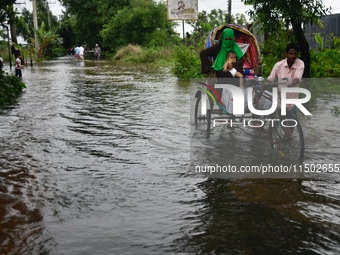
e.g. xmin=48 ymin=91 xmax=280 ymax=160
xmin=0 ymin=0 xmax=16 ymax=24
xmin=188 ymin=9 xmax=229 ymax=35
xmin=242 ymin=0 xmax=331 ymax=77
xmin=101 ymin=0 xmax=177 ymax=52
xmin=58 ymin=15 xmax=77 ymax=49
xmin=186 ymin=9 xmax=248 ymax=48
xmin=35 ymin=22 xmax=59 ymax=58
xmin=60 ymin=0 xmax=131 ymax=48
xmin=15 ymin=8 xmax=34 ymax=42
xmin=2 ymin=3 xmax=21 ymax=57
xmin=32 ymin=1 xmax=59 ymax=30
xmin=57 ymin=0 xmax=179 ymax=51
xmin=13 ymin=1 xmax=61 ymax=49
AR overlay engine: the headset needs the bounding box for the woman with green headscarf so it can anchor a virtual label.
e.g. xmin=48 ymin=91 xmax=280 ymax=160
xmin=200 ymin=28 xmax=244 ymax=80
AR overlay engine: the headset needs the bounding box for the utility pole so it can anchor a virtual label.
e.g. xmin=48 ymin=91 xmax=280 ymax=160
xmin=228 ymin=0 xmax=232 ymax=23
xmin=47 ymin=2 xmax=50 ymax=28
xmin=32 ymin=0 xmax=39 ymax=50
xmin=182 ymin=20 xmax=185 ymax=44
xmin=6 ymin=25 xmax=11 ymax=70
xmin=46 ymin=2 xmax=56 ymax=28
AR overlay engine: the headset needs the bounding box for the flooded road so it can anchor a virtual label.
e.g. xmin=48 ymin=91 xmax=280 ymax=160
xmin=1 ymin=55 xmax=340 ymax=254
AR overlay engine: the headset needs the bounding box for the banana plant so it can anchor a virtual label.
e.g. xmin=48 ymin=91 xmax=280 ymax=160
xmin=314 ymin=33 xmax=324 ymax=51
xmin=328 ymin=33 xmax=340 ymax=50
xmin=35 ymin=22 xmax=59 ymax=59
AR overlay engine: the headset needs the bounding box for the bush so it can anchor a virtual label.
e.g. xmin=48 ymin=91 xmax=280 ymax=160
xmin=114 ymin=44 xmax=142 ymax=60
xmin=172 ymin=45 xmax=202 ymax=79
xmin=260 ymin=35 xmax=293 ymax=77
xmin=310 ymin=49 xmax=340 ymax=78
xmin=261 ymin=53 xmax=281 ymax=77
xmin=52 ymin=47 xmax=67 ymax=57
xmin=127 ymin=47 xmax=173 ymax=64
xmin=0 ymin=72 xmax=26 ymax=107
xmin=113 ymin=45 xmax=173 ymax=64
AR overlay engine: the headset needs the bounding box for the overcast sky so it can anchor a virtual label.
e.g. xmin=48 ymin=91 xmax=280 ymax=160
xmin=181 ymin=0 xmax=340 ymax=36
xmin=199 ymin=0 xmax=339 ymax=17
xmin=20 ymin=0 xmax=340 ymax=18
xmin=18 ymin=0 xmax=340 ymax=36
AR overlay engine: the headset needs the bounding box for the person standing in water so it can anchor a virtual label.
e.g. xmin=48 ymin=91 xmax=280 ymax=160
xmin=0 ymin=55 xmax=4 ymax=71
xmin=15 ymin=55 xmax=23 ymax=78
xmin=94 ymin=44 xmax=101 ymax=62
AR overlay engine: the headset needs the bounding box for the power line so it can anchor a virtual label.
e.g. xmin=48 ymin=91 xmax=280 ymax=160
xmin=214 ymin=2 xmax=229 ymax=9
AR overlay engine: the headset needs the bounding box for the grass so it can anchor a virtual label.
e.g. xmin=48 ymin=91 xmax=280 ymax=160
xmin=113 ymin=44 xmax=174 ymax=65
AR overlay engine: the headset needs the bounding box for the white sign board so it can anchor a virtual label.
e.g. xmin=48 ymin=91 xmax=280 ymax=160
xmin=167 ymin=0 xmax=198 ymax=20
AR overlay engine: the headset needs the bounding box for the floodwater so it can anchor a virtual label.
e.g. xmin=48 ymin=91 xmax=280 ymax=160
xmin=1 ymin=55 xmax=340 ymax=255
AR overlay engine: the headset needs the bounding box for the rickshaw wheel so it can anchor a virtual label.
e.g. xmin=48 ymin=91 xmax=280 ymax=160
xmin=194 ymin=92 xmax=212 ymax=138
xmin=268 ymin=110 xmax=305 ymax=165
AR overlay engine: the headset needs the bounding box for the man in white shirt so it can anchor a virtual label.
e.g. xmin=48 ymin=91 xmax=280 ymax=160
xmin=79 ymin=45 xmax=85 ymax=60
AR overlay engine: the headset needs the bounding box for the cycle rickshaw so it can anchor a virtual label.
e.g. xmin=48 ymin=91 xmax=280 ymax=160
xmin=194 ymin=24 xmax=305 ymax=165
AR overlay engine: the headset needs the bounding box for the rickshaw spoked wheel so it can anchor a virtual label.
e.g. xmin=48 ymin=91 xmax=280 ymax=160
xmin=268 ymin=110 xmax=305 ymax=165
xmin=194 ymin=92 xmax=212 ymax=138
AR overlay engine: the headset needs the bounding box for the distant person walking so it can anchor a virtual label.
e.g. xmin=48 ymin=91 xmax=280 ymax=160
xmin=15 ymin=55 xmax=22 ymax=78
xmin=74 ymin=46 xmax=80 ymax=61
xmin=94 ymin=44 xmax=101 ymax=61
xmin=79 ymin=45 xmax=85 ymax=60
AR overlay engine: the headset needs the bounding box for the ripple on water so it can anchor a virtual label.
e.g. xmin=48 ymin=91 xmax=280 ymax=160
xmin=1 ymin=57 xmax=340 ymax=254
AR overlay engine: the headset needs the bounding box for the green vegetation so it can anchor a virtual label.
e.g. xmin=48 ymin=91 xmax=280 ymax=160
xmin=331 ymin=106 xmax=340 ymax=116
xmin=310 ymin=34 xmax=340 ymax=78
xmin=0 ymin=0 xmax=338 ymax=115
xmin=35 ymin=22 xmax=65 ymax=59
xmin=114 ymin=44 xmax=173 ymax=65
xmin=0 ymin=71 xmax=26 ymax=107
xmin=57 ymin=0 xmax=179 ymax=53
xmin=1 ymin=0 xmax=62 ymax=61
xmin=187 ymin=10 xmax=248 ymax=44
xmin=168 ymin=5 xmax=340 ymax=97
xmin=172 ymin=45 xmax=202 ymax=78
xmin=170 ymin=25 xmax=340 ymax=97
xmin=310 ymin=50 xmax=340 ymax=78
xmin=101 ymin=1 xmax=177 ymax=52
xmin=243 ymin=0 xmax=331 ymax=78
xmin=1 ymin=0 xmax=340 ymax=105
xmin=114 ymin=44 xmax=143 ymax=60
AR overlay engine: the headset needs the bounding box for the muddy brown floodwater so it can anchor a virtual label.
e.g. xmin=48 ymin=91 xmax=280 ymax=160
xmin=1 ymin=55 xmax=340 ymax=254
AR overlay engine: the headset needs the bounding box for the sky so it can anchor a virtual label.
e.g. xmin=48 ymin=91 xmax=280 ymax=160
xmin=16 ymin=0 xmax=340 ymax=36
xmin=178 ymin=0 xmax=340 ymax=36
xmin=199 ymin=0 xmax=339 ymax=17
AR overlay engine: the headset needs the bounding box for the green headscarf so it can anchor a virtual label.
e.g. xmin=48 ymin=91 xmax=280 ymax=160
xmin=212 ymin=28 xmax=244 ymax=71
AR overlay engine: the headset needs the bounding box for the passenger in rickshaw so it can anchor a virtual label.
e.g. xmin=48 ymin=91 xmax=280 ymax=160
xmin=200 ymin=28 xmax=245 ymax=87
xmin=200 ymin=28 xmax=246 ymax=114
xmin=224 ymin=51 xmax=244 ymax=87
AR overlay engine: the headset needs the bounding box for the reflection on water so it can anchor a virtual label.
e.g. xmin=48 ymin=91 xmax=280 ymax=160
xmin=0 ymin=144 xmax=53 ymax=254
xmin=0 ymin=55 xmax=340 ymax=254
xmin=173 ymin=178 xmax=340 ymax=254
